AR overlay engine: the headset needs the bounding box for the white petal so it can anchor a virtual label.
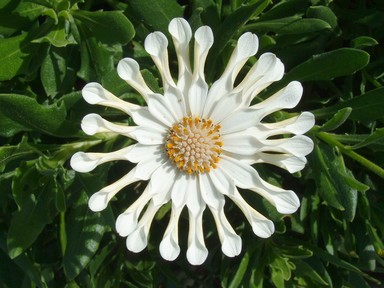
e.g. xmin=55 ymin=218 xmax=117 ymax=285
xmin=145 ymin=32 xmax=176 ymax=90
xmin=134 ymin=153 xmax=165 ymax=181
xmin=160 ymin=204 xmax=182 ymax=261
xmin=185 ymin=177 xmax=208 ymax=265
xmin=227 ymin=188 xmax=275 ymax=238
xmin=186 ymin=209 xmax=208 ymax=265
xmin=165 ymin=87 xmax=186 ymax=119
xmin=131 ymin=126 xmax=165 ymax=145
xmin=252 ymin=81 xmax=303 ymax=118
xmin=200 ymin=174 xmax=241 ymax=257
xmin=209 ymin=167 xmax=236 ymax=197
xmin=250 ymin=182 xmax=300 ymax=214
xmin=81 ymin=113 xmax=138 ymax=139
xmin=220 ymin=108 xmax=260 ymax=135
xmin=209 ymin=92 xmax=244 ymax=123
xmin=193 ymin=26 xmax=214 ymax=79
xmin=131 ymin=107 xmax=168 ymax=132
xmin=203 ymin=33 xmax=258 ymax=117
xmin=220 ymin=155 xmax=300 ymax=214
xmin=160 ymin=230 xmax=181 ymax=261
xmin=115 ymin=185 xmax=151 ymax=237
xmin=186 ymin=26 xmax=213 ymax=116
xmin=147 ymin=93 xmax=178 ymax=126
xmin=222 ymin=130 xmax=262 ymax=155
xmin=235 ymin=53 xmax=284 ymax=106
xmin=126 ymin=144 xmax=160 ymax=163
xmin=88 ymin=168 xmax=140 ymax=212
xmin=261 ymin=111 xmax=315 ymax=136
xmin=88 ymin=191 xmax=110 ymax=212
xmin=221 ymin=233 xmax=242 ymax=257
xmin=126 ymin=225 xmax=148 ymax=253
xmin=168 ymin=17 xmax=192 ymax=89
xmin=116 ymin=210 xmax=140 ymax=237
xmin=147 ymin=162 xmax=177 ymax=205
xmin=261 ymin=135 xmax=314 ymax=157
xmin=126 ymin=201 xmax=161 ymax=253
xmin=219 ymin=155 xmax=258 ymax=189
xmin=187 ymin=77 xmax=208 ymax=117
xmin=82 ymin=82 xmax=140 ymax=115
xmin=117 ymin=58 xmax=153 ymax=101
xmin=70 ymin=146 xmax=134 ymax=172
xmin=169 ymin=18 xmax=192 ymax=54
xmin=222 ymin=33 xmax=259 ymax=89
xmin=255 ymin=153 xmax=307 ymax=173
xmin=186 ymin=238 xmax=208 ymax=265
xmin=170 ymin=173 xmax=189 ymax=209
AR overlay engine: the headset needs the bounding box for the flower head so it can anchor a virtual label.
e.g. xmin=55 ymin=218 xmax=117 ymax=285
xmin=71 ymin=18 xmax=314 ymax=265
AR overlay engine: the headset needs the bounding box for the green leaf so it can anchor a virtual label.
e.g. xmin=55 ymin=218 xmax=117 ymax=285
xmin=284 ymin=48 xmax=370 ymax=83
xmin=319 ymin=107 xmax=352 ymax=132
xmin=310 ymin=142 xmax=344 ymax=210
xmin=0 ymin=94 xmax=77 ymax=137
xmin=41 ymin=47 xmax=76 ymax=97
xmin=312 ymin=87 xmax=384 ymax=121
xmin=228 ymin=250 xmax=250 ymax=288
xmin=63 ymin=176 xmax=108 ymax=280
xmin=293 ymin=259 xmax=329 ymax=286
xmin=33 ymin=17 xmax=77 ymax=47
xmin=1 ymin=235 xmax=48 ymax=288
xmin=76 ymin=35 xmax=115 ymax=82
xmin=276 ymin=18 xmax=332 ymax=34
xmin=127 ymin=0 xmax=183 ymax=33
xmin=0 ymin=139 xmax=39 ymax=173
xmin=0 ymin=32 xmax=41 ymax=81
xmin=307 ymin=5 xmax=339 ymax=31
xmin=257 ymin=0 xmax=308 ymax=21
xmin=73 ymin=10 xmax=135 ymax=45
xmin=351 ymin=36 xmax=379 ymax=49
xmin=0 ymin=1 xmax=44 ymax=36
xmin=7 ymin=163 xmax=58 ymax=259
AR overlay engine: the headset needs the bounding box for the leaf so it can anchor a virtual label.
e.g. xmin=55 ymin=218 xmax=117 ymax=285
xmin=73 ymin=10 xmax=135 ymax=45
xmin=310 ymin=142 xmax=344 ymax=210
xmin=0 ymin=94 xmax=77 ymax=137
xmin=351 ymin=36 xmax=379 ymax=49
xmin=1 ymin=235 xmax=48 ymax=288
xmin=276 ymin=18 xmax=332 ymax=34
xmin=307 ymin=5 xmax=339 ymax=31
xmin=0 ymin=32 xmax=41 ymax=81
xmin=228 ymin=250 xmax=250 ymax=288
xmin=257 ymin=0 xmax=309 ymax=21
xmin=319 ymin=107 xmax=352 ymax=132
xmin=33 ymin=17 xmax=77 ymax=47
xmin=63 ymin=175 xmax=108 ymax=280
xmin=7 ymin=163 xmax=58 ymax=259
xmin=0 ymin=1 xmax=44 ymax=37
xmin=127 ymin=0 xmax=183 ymax=33
xmin=40 ymin=47 xmax=76 ymax=97
xmin=312 ymin=87 xmax=384 ymax=121
xmin=0 ymin=138 xmax=39 ymax=173
xmin=293 ymin=259 xmax=329 ymax=286
xmin=285 ymin=48 xmax=370 ymax=82
xmin=76 ymin=35 xmax=115 ymax=82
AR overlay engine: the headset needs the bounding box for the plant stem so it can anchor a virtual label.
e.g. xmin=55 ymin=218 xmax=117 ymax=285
xmin=316 ymin=131 xmax=384 ymax=179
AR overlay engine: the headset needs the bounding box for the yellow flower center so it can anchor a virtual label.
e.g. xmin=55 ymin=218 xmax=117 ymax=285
xmin=166 ymin=116 xmax=223 ymax=174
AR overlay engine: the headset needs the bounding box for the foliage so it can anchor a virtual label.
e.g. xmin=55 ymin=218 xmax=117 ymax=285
xmin=1 ymin=0 xmax=384 ymax=287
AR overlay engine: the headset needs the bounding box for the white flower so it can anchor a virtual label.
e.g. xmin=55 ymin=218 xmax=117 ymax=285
xmin=70 ymin=18 xmax=314 ymax=265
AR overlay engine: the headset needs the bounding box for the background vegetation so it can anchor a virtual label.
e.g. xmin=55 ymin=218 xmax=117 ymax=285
xmin=1 ymin=0 xmax=383 ymax=287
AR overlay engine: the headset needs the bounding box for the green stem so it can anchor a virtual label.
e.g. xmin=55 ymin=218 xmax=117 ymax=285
xmin=316 ymin=131 xmax=384 ymax=179
xmin=60 ymin=211 xmax=67 ymax=256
